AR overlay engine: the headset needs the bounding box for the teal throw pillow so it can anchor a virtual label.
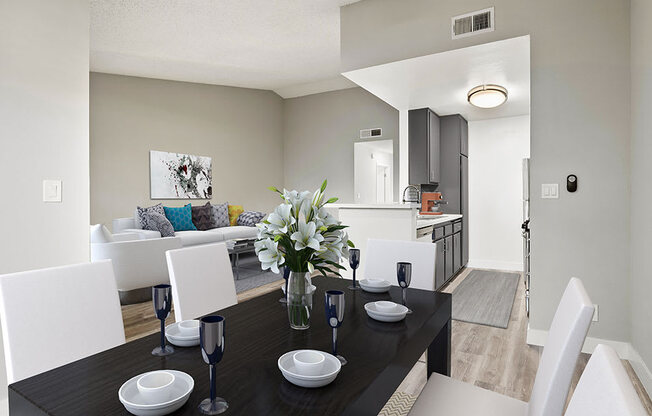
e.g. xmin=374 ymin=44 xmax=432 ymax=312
xmin=164 ymin=204 xmax=197 ymax=231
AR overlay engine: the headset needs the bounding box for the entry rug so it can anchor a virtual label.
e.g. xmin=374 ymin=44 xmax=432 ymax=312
xmin=452 ymin=270 xmax=520 ymax=329
xmin=378 ymin=391 xmax=417 ymax=416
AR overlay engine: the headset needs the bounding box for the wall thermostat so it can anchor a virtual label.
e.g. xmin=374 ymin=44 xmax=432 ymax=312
xmin=567 ymin=175 xmax=577 ymax=192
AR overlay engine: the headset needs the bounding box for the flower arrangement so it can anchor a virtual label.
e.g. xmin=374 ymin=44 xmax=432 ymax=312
xmin=255 ymin=180 xmax=354 ymax=276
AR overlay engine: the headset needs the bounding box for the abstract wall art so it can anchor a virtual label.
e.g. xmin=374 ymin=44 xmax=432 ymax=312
xmin=150 ymin=150 xmax=212 ymax=199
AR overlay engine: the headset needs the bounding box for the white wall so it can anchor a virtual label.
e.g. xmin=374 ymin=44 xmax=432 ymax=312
xmin=0 ymin=0 xmax=90 ymax=410
xmin=283 ymin=88 xmax=399 ymax=202
xmin=630 ymin=0 xmax=652 ymax=388
xmin=468 ymin=115 xmax=530 ymax=271
xmin=341 ymin=0 xmax=631 ymax=346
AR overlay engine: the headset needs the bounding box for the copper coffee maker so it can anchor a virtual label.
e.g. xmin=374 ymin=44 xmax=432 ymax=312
xmin=420 ymin=192 xmax=446 ymax=215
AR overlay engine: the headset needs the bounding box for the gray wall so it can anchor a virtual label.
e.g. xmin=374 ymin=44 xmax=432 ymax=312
xmin=0 ymin=0 xmax=90 ymax=407
xmin=630 ymin=0 xmax=652 ymax=372
xmin=341 ymin=0 xmax=631 ymax=343
xmin=90 ymin=73 xmax=284 ymax=228
xmin=283 ymin=87 xmax=399 ymax=202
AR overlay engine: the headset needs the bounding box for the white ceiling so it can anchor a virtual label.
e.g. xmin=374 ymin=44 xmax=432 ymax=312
xmin=90 ymin=0 xmax=360 ymax=98
xmin=342 ymin=36 xmax=530 ymax=121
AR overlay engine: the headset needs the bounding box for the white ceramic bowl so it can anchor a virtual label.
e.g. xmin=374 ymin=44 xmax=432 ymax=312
xmin=119 ymin=370 xmax=194 ymax=416
xmin=364 ymin=302 xmax=409 ymax=323
xmin=165 ymin=322 xmax=200 ymax=347
xmin=359 ymin=279 xmax=392 ymax=293
xmin=278 ymin=350 xmax=341 ymax=388
xmin=177 ymin=320 xmax=199 ymax=336
xmin=136 ymin=371 xmax=176 ymax=405
xmin=374 ymin=301 xmax=398 ymax=313
xmin=365 ymin=279 xmax=386 ymax=287
xmin=292 ymin=350 xmax=325 ymax=376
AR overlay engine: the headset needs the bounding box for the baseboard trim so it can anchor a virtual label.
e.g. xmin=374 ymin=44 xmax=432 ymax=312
xmin=527 ymin=326 xmax=652 ymax=396
xmin=466 ymin=259 xmax=523 ymax=272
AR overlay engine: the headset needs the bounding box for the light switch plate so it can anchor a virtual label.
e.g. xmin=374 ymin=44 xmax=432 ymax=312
xmin=43 ymin=179 xmax=62 ymax=202
xmin=541 ymin=183 xmax=559 ymax=199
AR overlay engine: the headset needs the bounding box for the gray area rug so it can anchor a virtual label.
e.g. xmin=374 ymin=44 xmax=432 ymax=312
xmin=452 ymin=270 xmax=520 ymax=329
xmin=232 ymin=253 xmax=283 ymax=294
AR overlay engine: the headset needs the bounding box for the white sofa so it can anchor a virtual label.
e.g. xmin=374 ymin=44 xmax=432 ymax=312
xmin=112 ymin=216 xmax=258 ymax=246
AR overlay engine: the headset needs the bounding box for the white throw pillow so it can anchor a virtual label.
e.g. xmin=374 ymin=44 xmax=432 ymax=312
xmin=90 ymin=224 xmax=114 ymax=244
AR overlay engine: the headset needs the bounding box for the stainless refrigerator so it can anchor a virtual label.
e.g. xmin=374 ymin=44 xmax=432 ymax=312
xmin=522 ymin=158 xmax=531 ymax=317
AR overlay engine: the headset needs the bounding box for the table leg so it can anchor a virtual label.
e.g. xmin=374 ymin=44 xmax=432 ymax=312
xmin=427 ymin=318 xmax=451 ymax=378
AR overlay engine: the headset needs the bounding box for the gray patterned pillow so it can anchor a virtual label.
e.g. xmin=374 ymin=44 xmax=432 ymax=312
xmin=211 ymin=202 xmax=230 ymax=228
xmin=237 ymin=211 xmax=266 ymax=227
xmin=137 ymin=203 xmax=165 ymax=229
xmin=142 ymin=211 xmax=175 ymax=237
xmin=192 ymin=202 xmax=217 ymax=231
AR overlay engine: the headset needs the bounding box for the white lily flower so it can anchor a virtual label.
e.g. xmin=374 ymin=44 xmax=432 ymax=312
xmin=266 ymin=203 xmax=295 ymax=234
xmin=291 ymin=219 xmax=324 ymax=251
xmin=283 ymin=189 xmax=311 ymax=216
xmin=257 ymin=238 xmax=285 ymax=274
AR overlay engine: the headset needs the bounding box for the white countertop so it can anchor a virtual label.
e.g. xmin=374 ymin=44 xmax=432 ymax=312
xmin=329 ymin=203 xmax=419 ymax=210
xmin=416 ymin=214 xmax=462 ymax=229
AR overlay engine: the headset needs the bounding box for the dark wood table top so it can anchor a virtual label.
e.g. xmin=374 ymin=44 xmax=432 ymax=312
xmin=9 ymin=277 xmax=451 ymax=415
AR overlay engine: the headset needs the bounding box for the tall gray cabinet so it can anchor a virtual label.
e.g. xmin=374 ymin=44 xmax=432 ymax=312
xmin=440 ymin=114 xmax=469 ymax=267
xmin=408 ymin=108 xmax=440 ymax=185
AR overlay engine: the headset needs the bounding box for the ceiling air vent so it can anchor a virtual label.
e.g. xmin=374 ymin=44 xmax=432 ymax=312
xmin=360 ymin=128 xmax=382 ymax=139
xmin=452 ymin=7 xmax=494 ymax=39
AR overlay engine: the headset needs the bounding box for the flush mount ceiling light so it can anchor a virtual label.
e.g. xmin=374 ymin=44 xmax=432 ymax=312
xmin=467 ymin=84 xmax=508 ymax=108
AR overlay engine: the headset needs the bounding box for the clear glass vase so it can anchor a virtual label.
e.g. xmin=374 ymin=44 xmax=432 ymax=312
xmin=287 ymin=271 xmax=313 ymax=330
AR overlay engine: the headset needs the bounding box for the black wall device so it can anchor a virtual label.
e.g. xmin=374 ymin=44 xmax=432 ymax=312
xmin=567 ymin=174 xmax=577 ymax=192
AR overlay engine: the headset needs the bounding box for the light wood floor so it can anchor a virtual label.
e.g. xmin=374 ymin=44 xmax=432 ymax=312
xmin=121 ymin=269 xmax=652 ymax=414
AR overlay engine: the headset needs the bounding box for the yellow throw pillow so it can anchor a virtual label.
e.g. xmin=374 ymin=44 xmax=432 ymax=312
xmin=228 ymin=205 xmax=244 ymax=226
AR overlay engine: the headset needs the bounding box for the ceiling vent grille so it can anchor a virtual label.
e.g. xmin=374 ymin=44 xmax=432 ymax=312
xmin=360 ymin=128 xmax=382 ymax=139
xmin=452 ymin=7 xmax=494 ymax=39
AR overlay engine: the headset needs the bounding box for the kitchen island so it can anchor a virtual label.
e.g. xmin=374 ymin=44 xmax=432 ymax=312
xmin=328 ymin=203 xmax=463 ymax=288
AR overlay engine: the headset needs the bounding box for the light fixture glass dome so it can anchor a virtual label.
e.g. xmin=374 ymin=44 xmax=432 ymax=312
xmin=467 ymin=84 xmax=508 ymax=108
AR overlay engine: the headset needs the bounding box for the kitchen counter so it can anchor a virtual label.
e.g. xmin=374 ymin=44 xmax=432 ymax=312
xmin=416 ymin=214 xmax=463 ymax=229
xmin=329 ymin=203 xmax=419 ymax=210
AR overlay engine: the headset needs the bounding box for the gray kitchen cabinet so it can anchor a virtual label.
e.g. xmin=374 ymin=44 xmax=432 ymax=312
xmin=435 ymin=239 xmax=446 ymax=290
xmin=453 ymin=232 xmax=462 ymax=273
xmin=439 ymin=114 xmax=469 ymax=268
xmin=409 ymin=108 xmax=440 ymax=185
xmin=445 ymin=235 xmax=454 ymax=281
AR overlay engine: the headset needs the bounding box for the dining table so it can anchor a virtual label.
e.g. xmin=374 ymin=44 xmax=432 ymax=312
xmin=9 ymin=276 xmax=451 ymax=415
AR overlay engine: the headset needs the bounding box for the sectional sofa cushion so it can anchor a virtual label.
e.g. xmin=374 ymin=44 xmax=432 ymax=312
xmin=90 ymin=224 xmax=114 ymax=243
xmin=237 ymin=211 xmax=266 ymax=227
xmin=228 ymin=205 xmax=244 ymax=226
xmin=191 ymin=202 xmax=217 ymax=231
xmin=136 ymin=203 xmax=165 ymax=229
xmin=212 ymin=202 xmax=230 ymax=228
xmin=213 ymin=225 xmax=258 ymax=241
xmin=174 ymin=230 xmax=224 ymax=246
xmin=142 ymin=211 xmax=175 ymax=237
xmin=164 ymin=204 xmax=197 ymax=231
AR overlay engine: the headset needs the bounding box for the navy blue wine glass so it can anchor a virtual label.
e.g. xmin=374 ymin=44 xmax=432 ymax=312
xmin=279 ymin=266 xmax=291 ymax=304
xmin=199 ymin=315 xmax=228 ymax=415
xmin=396 ymin=262 xmax=413 ymax=314
xmin=325 ymin=290 xmax=347 ymax=365
xmin=152 ymin=284 xmax=174 ymax=356
xmin=348 ymin=249 xmax=361 ymax=290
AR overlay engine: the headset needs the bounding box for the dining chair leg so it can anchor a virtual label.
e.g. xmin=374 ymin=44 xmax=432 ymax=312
xmin=427 ymin=318 xmax=451 ymax=378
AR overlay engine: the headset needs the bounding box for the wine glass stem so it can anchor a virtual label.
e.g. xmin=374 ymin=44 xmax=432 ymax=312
xmin=352 ymin=269 xmax=356 ymax=287
xmin=402 ymin=288 xmax=407 ymax=307
xmin=209 ymin=363 xmax=216 ymax=402
xmin=160 ymin=319 xmax=165 ymax=350
xmin=332 ymin=327 xmax=338 ymax=356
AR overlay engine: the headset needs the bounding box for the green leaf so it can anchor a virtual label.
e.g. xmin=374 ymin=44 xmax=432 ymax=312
xmin=325 ymin=197 xmax=338 ymax=204
xmin=347 ymin=240 xmax=355 ymax=248
xmin=274 ymin=235 xmax=283 ymax=242
xmin=320 ymin=179 xmax=328 ymax=193
xmin=319 ymin=226 xmax=328 ymax=233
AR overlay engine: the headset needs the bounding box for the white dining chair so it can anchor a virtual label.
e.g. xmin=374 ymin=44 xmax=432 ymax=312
xmin=409 ymin=277 xmax=594 ymax=416
xmin=165 ymin=242 xmax=237 ymax=322
xmin=565 ymin=344 xmax=647 ymax=416
xmin=365 ymin=239 xmax=437 ymax=291
xmin=0 ymin=260 xmax=125 ymax=383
